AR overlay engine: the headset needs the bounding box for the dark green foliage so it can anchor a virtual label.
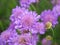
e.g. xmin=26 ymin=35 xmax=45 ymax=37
xmin=0 ymin=0 xmax=17 ymax=32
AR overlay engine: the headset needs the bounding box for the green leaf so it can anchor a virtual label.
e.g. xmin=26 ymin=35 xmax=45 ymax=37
xmin=0 ymin=0 xmax=17 ymax=31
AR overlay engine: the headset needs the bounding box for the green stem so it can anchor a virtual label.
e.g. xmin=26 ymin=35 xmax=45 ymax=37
xmin=51 ymin=28 xmax=54 ymax=37
xmin=30 ymin=4 xmax=36 ymax=11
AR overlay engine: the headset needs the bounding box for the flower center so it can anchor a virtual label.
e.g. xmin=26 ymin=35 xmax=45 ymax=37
xmin=23 ymin=30 xmax=29 ymax=33
xmin=22 ymin=15 xmax=34 ymax=26
xmin=19 ymin=38 xmax=26 ymax=44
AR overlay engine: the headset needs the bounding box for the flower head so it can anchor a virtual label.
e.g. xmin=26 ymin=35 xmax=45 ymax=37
xmin=20 ymin=0 xmax=38 ymax=8
xmin=0 ymin=29 xmax=18 ymax=44
xmin=7 ymin=33 xmax=38 ymax=45
xmin=10 ymin=6 xmax=28 ymax=22
xmin=42 ymin=35 xmax=52 ymax=45
xmin=40 ymin=10 xmax=58 ymax=27
xmin=19 ymin=11 xmax=39 ymax=29
xmin=51 ymin=0 xmax=60 ymax=5
xmin=10 ymin=6 xmax=40 ymax=30
xmin=52 ymin=5 xmax=60 ymax=17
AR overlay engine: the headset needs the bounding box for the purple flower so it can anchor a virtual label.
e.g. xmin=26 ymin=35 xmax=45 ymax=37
xmin=19 ymin=11 xmax=40 ymax=29
xmin=0 ymin=38 xmax=6 ymax=45
xmin=42 ymin=38 xmax=52 ymax=45
xmin=0 ymin=30 xmax=18 ymax=45
xmin=7 ymin=22 xmax=15 ymax=30
xmin=30 ymin=22 xmax=46 ymax=34
xmin=51 ymin=0 xmax=60 ymax=5
xmin=19 ymin=0 xmax=38 ymax=8
xmin=40 ymin=10 xmax=58 ymax=28
xmin=42 ymin=36 xmax=52 ymax=45
xmin=10 ymin=6 xmax=40 ymax=30
xmin=7 ymin=33 xmax=38 ymax=45
xmin=10 ymin=6 xmax=28 ymax=22
xmin=52 ymin=5 xmax=60 ymax=16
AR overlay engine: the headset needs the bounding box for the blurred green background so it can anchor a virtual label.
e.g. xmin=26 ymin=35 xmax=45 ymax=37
xmin=0 ymin=0 xmax=60 ymax=45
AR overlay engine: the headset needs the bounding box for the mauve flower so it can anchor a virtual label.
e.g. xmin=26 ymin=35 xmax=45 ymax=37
xmin=51 ymin=0 xmax=60 ymax=5
xmin=0 ymin=38 xmax=6 ymax=45
xmin=19 ymin=0 xmax=38 ymax=8
xmin=52 ymin=5 xmax=60 ymax=16
xmin=7 ymin=22 xmax=15 ymax=30
xmin=30 ymin=22 xmax=46 ymax=34
xmin=7 ymin=33 xmax=38 ymax=45
xmin=0 ymin=30 xmax=18 ymax=45
xmin=10 ymin=6 xmax=28 ymax=22
xmin=42 ymin=38 xmax=52 ymax=45
xmin=19 ymin=11 xmax=40 ymax=29
xmin=42 ymin=36 xmax=52 ymax=45
xmin=40 ymin=10 xmax=58 ymax=28
xmin=10 ymin=6 xmax=40 ymax=30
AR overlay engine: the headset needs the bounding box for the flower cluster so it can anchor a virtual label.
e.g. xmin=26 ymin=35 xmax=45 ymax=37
xmin=0 ymin=0 xmax=60 ymax=45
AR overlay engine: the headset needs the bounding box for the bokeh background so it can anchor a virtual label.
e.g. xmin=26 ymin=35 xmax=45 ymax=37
xmin=0 ymin=0 xmax=60 ymax=45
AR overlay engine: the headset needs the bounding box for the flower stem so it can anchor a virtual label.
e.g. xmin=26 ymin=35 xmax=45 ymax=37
xmin=30 ymin=4 xmax=36 ymax=11
xmin=51 ymin=28 xmax=54 ymax=37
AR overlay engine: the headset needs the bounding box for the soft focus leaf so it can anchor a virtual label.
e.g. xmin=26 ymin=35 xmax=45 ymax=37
xmin=0 ymin=0 xmax=17 ymax=32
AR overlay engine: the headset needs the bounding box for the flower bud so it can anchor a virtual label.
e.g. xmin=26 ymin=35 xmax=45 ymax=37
xmin=45 ymin=22 xmax=52 ymax=29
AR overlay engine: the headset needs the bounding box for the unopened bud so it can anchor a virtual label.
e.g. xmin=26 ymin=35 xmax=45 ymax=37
xmin=45 ymin=22 xmax=52 ymax=29
xmin=46 ymin=35 xmax=52 ymax=40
